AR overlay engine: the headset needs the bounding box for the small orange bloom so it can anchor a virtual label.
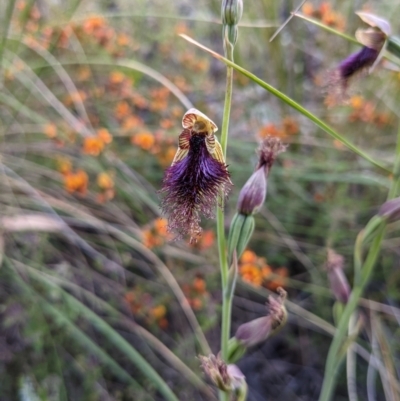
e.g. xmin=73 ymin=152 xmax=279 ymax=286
xmin=160 ymin=118 xmax=174 ymax=129
xmin=266 ymin=267 xmax=288 ymax=291
xmin=240 ymin=264 xmax=263 ymax=286
xmin=109 ymin=70 xmax=125 ymax=84
xmin=241 ymin=250 xmax=258 ymax=264
xmin=44 ymin=123 xmax=57 ymax=138
xmin=122 ymin=115 xmax=144 ymax=133
xmin=97 ymin=128 xmax=112 ymax=144
xmin=190 ymin=297 xmax=203 ymax=311
xmin=83 ymin=16 xmax=106 ymax=35
xmin=349 ymin=95 xmax=364 ymax=109
xmin=282 ymin=116 xmax=299 ymax=136
xmin=114 ymin=101 xmax=131 ymax=119
xmin=259 ymin=123 xmax=283 ymax=139
xmin=192 ymin=278 xmax=207 ymax=294
xmin=151 ymin=305 xmax=166 ymax=320
xmin=97 ymin=172 xmax=114 ymax=189
xmin=64 ymin=169 xmax=89 ymax=195
xmin=117 ymin=33 xmax=130 ymax=46
xmin=302 ymin=2 xmax=314 ymax=16
xmin=132 ymin=131 xmax=155 ymax=150
xmin=82 ymin=137 xmax=104 ymax=156
xmin=142 ymin=218 xmax=171 ymax=248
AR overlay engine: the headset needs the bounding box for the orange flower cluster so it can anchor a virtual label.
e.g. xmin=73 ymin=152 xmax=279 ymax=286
xmin=259 ymin=116 xmax=299 ymax=140
xmin=348 ymin=96 xmax=392 ymax=127
xmin=183 ymin=277 xmax=209 ymax=311
xmin=239 ymin=250 xmax=288 ymax=290
xmin=64 ymin=169 xmax=89 ymax=195
xmin=124 ymin=291 xmax=168 ymax=329
xmin=302 ymin=2 xmax=346 ymax=31
xmin=142 ymin=218 xmax=172 ymax=248
xmin=190 ymin=229 xmax=215 ymax=251
xmin=82 ymin=129 xmax=113 ymax=156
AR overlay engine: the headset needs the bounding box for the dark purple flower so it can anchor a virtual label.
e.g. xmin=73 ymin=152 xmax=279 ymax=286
xmin=327 ymin=12 xmax=389 ymax=104
xmin=160 ymin=109 xmax=232 ymax=242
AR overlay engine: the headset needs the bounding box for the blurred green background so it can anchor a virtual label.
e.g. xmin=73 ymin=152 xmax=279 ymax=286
xmin=0 ymin=0 xmax=399 ymax=400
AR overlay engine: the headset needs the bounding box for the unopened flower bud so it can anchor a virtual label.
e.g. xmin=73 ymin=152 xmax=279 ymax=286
xmin=222 ymin=0 xmax=243 ymax=27
xmin=237 ymin=137 xmax=286 ymax=216
xmin=199 ymin=354 xmax=247 ymax=393
xmin=233 ymin=288 xmax=287 ymax=350
xmin=378 ymin=196 xmax=400 ymax=222
xmin=221 ymin=0 xmax=243 ymax=48
xmin=237 ymin=168 xmax=267 ymax=216
xmin=326 ymin=249 xmax=350 ymax=304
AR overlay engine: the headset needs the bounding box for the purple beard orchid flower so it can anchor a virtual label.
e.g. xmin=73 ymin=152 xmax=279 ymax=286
xmin=160 ymin=109 xmax=232 ymax=243
xmin=328 ymin=11 xmax=390 ymax=104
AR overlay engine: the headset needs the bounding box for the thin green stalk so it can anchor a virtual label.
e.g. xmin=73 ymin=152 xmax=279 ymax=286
xmin=218 ymin=28 xmax=235 ymax=401
xmin=219 ymin=41 xmax=234 ymax=364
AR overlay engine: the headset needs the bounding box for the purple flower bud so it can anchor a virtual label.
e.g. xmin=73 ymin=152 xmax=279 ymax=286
xmin=326 ymin=249 xmax=351 ymax=304
xmin=237 ymin=137 xmax=286 ymax=216
xmin=235 ymin=288 xmax=287 ymax=347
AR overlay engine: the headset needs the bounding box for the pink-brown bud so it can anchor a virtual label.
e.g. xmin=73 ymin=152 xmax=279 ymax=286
xmin=235 ymin=288 xmax=287 ymax=347
xmin=237 ymin=137 xmax=286 ymax=216
xmin=326 ymin=249 xmax=351 ymax=304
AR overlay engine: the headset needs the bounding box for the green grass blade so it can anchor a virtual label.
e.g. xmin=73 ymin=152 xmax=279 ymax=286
xmin=10 ymin=260 xmax=180 ymax=401
xmin=179 ymin=34 xmax=390 ymax=173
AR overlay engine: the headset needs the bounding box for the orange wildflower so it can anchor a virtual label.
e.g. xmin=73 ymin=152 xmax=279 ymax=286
xmin=44 ymin=123 xmax=57 ymax=138
xmin=122 ymin=115 xmax=144 ymax=133
xmin=109 ymin=70 xmax=125 ymax=84
xmin=240 ymin=264 xmax=263 ymax=286
xmin=131 ymin=93 xmax=148 ymax=109
xmin=117 ymin=33 xmax=130 ymax=47
xmin=302 ymin=2 xmax=314 ymax=16
xmin=350 ymin=95 xmax=364 ymax=109
xmin=150 ymin=305 xmax=166 ymax=320
xmin=82 ymin=137 xmax=104 ymax=156
xmin=192 ymin=278 xmax=207 ymax=295
xmin=241 ymin=250 xmax=258 ymax=264
xmin=56 ymin=156 xmax=72 ymax=175
xmin=142 ymin=218 xmax=171 ymax=248
xmin=97 ymin=128 xmax=112 ymax=144
xmin=114 ymin=101 xmax=131 ymax=119
xmin=259 ymin=123 xmax=283 ymax=139
xmin=189 ymin=298 xmax=203 ymax=311
xmin=64 ymin=169 xmax=88 ymax=195
xmin=83 ymin=16 xmax=106 ymax=35
xmin=97 ymin=172 xmax=114 ymax=190
xmin=157 ymin=145 xmax=176 ymax=168
xmin=282 ymin=116 xmax=299 ymax=136
xmin=132 ymin=131 xmax=155 ymax=150
xmin=192 ymin=229 xmax=215 ymax=250
xmin=266 ymin=267 xmax=288 ymax=291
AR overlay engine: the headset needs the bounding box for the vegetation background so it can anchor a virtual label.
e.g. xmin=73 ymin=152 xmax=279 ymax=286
xmin=0 ymin=0 xmax=399 ymax=400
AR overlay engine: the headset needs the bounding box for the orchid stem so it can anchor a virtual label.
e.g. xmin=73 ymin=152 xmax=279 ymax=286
xmin=217 ymin=40 xmax=234 ymax=401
